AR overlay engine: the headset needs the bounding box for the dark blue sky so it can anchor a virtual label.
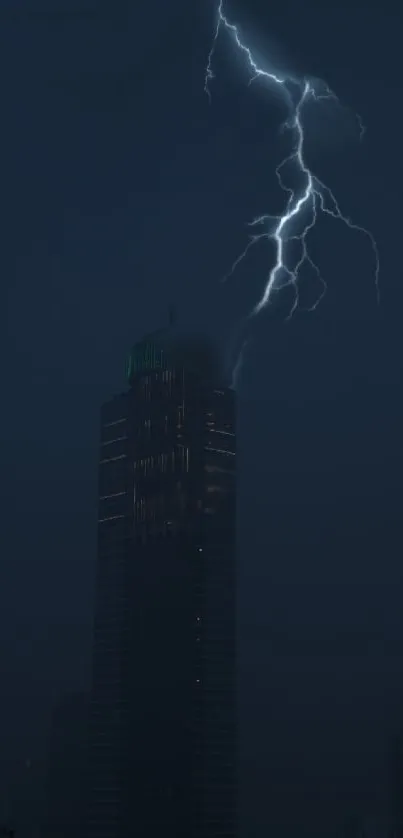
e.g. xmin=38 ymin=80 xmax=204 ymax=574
xmin=1 ymin=0 xmax=402 ymax=834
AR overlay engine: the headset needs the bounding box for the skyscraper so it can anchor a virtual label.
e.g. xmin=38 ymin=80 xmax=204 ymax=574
xmin=84 ymin=330 xmax=237 ymax=837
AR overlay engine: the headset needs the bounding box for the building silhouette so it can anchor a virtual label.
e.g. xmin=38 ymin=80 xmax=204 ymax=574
xmin=387 ymin=734 xmax=403 ymax=838
xmin=342 ymin=814 xmax=366 ymax=837
xmin=84 ymin=330 xmax=237 ymax=837
xmin=45 ymin=692 xmax=88 ymax=837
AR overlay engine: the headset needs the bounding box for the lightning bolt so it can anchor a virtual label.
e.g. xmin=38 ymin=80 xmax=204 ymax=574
xmin=230 ymin=338 xmax=249 ymax=389
xmin=205 ymin=0 xmax=379 ymax=324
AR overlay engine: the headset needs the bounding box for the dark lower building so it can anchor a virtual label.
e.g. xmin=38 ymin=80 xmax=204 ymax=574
xmin=387 ymin=735 xmax=403 ymax=838
xmin=84 ymin=331 xmax=237 ymax=837
xmin=45 ymin=693 xmax=88 ymax=837
xmin=2 ymin=755 xmax=45 ymax=838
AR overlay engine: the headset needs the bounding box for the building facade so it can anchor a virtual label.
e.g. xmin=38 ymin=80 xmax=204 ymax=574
xmin=85 ymin=333 xmax=237 ymax=837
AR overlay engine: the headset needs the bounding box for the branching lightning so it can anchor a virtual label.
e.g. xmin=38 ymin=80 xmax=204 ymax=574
xmin=205 ymin=0 xmax=379 ymax=326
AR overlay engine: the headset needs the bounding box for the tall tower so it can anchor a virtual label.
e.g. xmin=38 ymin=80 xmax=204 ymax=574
xmin=84 ymin=332 xmax=237 ymax=837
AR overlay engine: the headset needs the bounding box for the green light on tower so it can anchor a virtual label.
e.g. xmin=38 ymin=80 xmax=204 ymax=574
xmin=126 ymin=340 xmax=168 ymax=383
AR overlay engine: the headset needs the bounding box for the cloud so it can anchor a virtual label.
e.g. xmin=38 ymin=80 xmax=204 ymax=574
xmin=0 ymin=2 xmax=127 ymax=25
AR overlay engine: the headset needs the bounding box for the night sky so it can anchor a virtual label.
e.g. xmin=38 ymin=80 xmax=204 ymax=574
xmin=1 ymin=0 xmax=402 ymax=834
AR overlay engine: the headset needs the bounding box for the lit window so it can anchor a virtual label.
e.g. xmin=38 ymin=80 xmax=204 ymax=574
xmin=198 ymin=547 xmax=203 ymax=552
xmin=103 ymin=417 xmax=126 ymax=428
xmin=101 ymin=436 xmax=127 ymax=447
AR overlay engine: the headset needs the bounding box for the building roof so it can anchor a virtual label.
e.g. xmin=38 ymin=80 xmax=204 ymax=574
xmin=126 ymin=327 xmax=223 ymax=385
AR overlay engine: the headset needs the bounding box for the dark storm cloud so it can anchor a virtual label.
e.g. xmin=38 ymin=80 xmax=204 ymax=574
xmin=0 ymin=2 xmax=127 ymax=24
xmin=48 ymin=42 xmax=190 ymax=106
xmin=49 ymin=65 xmax=142 ymax=103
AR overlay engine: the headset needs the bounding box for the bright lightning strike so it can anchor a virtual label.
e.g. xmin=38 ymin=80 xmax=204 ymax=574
xmin=205 ymin=0 xmax=380 ymax=322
